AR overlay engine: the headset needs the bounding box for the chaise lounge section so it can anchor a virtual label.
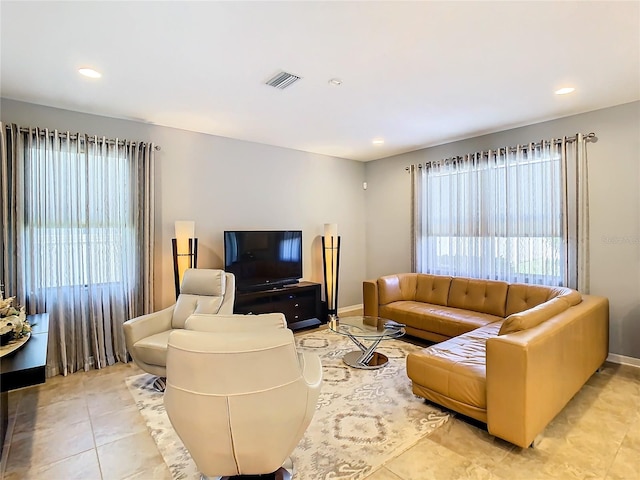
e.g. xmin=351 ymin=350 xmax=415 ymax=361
xmin=363 ymin=273 xmax=609 ymax=448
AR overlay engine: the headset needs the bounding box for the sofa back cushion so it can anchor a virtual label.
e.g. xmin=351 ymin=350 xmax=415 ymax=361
xmin=505 ymin=284 xmax=581 ymax=317
xmin=378 ymin=274 xmax=417 ymax=304
xmin=415 ymin=274 xmax=452 ymax=306
xmin=448 ymin=278 xmax=509 ymax=317
xmin=499 ymin=297 xmax=570 ymax=335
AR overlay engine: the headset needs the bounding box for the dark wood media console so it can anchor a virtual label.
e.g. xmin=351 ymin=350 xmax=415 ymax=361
xmin=234 ymin=281 xmax=323 ymax=330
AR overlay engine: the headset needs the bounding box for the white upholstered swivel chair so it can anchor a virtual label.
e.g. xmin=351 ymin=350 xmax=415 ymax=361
xmin=164 ymin=324 xmax=322 ymax=480
xmin=123 ymin=268 xmax=235 ymax=386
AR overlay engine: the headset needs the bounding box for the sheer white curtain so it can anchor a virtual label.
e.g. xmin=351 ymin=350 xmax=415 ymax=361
xmin=1 ymin=123 xmax=155 ymax=376
xmin=411 ymin=135 xmax=590 ymax=289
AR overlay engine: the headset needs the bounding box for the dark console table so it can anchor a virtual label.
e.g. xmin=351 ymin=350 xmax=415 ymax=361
xmin=0 ymin=313 xmax=49 ymax=455
xmin=234 ymin=281 xmax=322 ymax=331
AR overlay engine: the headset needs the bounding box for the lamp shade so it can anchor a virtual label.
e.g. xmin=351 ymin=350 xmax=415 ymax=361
xmin=175 ymin=221 xmax=195 ymax=253
xmin=322 ymin=223 xmax=340 ymax=318
xmin=324 ymin=223 xmax=338 ymax=240
xmin=173 ymin=221 xmax=197 ymax=298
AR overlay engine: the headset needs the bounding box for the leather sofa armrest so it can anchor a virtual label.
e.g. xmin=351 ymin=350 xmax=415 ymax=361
xmin=486 ymin=295 xmax=609 ymax=448
xmin=123 ymin=305 xmax=174 ymax=348
xmin=363 ymin=280 xmax=379 ymax=317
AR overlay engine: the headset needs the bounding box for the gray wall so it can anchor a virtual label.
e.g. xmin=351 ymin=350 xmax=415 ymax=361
xmin=1 ymin=99 xmax=367 ymax=311
xmin=3 ymin=98 xmax=639 ymax=361
xmin=365 ymin=101 xmax=640 ymax=361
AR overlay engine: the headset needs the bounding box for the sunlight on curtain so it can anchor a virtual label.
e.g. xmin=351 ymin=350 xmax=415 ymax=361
xmin=412 ymin=140 xmax=570 ymax=286
xmin=0 ymin=124 xmax=154 ymax=376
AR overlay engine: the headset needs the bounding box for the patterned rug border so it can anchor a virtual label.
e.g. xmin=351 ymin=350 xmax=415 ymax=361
xmin=126 ymin=329 xmax=450 ymax=479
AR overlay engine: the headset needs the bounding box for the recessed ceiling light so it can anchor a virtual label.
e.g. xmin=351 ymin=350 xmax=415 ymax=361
xmin=372 ymin=138 xmax=384 ymax=146
xmin=555 ymin=87 xmax=575 ymax=95
xmin=328 ymin=78 xmax=343 ymax=86
xmin=78 ymin=68 xmax=102 ymax=78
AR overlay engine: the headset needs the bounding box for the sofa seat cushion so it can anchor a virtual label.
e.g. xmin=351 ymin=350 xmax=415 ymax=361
xmin=133 ymin=330 xmax=172 ymax=367
xmin=407 ymin=321 xmax=502 ymax=412
xmin=380 ymin=301 xmax=502 ymax=339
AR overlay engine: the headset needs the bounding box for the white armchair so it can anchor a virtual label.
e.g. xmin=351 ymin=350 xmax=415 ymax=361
xmin=164 ymin=322 xmax=322 ymax=479
xmin=123 ymin=268 xmax=235 ymax=384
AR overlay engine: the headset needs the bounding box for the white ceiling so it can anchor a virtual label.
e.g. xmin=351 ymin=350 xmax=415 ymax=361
xmin=1 ymin=1 xmax=639 ymax=162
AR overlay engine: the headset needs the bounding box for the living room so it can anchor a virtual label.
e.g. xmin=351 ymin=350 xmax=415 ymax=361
xmin=1 ymin=1 xmax=639 ymax=479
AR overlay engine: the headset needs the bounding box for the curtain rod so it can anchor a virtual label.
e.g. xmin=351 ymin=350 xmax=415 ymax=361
xmin=13 ymin=125 xmax=161 ymax=151
xmin=404 ymin=132 xmax=595 ymax=171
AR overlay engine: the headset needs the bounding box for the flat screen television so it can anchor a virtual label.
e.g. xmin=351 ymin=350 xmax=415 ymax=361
xmin=224 ymin=230 xmax=303 ymax=292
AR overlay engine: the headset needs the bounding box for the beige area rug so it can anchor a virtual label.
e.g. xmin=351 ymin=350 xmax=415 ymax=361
xmin=125 ymin=329 xmax=450 ymax=480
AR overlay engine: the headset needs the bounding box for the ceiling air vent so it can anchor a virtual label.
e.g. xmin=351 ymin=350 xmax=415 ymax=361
xmin=265 ymin=71 xmax=302 ymax=89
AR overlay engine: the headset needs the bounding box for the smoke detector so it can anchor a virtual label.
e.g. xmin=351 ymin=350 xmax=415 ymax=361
xmin=265 ymin=71 xmax=302 ymax=89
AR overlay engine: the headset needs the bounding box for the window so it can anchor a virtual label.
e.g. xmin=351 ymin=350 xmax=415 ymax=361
xmin=25 ymin=139 xmax=134 ymax=289
xmin=2 ymin=123 xmax=155 ymax=376
xmin=413 ymin=142 xmax=564 ymax=285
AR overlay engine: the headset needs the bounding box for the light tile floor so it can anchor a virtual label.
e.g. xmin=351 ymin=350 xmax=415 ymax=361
xmin=1 ymin=354 xmax=638 ymax=479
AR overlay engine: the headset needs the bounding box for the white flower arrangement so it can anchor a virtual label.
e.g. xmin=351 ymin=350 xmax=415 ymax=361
xmin=0 ymin=289 xmax=30 ymax=346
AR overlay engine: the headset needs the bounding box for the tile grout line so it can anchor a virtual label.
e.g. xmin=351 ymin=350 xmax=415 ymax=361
xmin=82 ymin=375 xmax=105 ymax=480
xmin=601 ymin=419 xmax=631 ymax=479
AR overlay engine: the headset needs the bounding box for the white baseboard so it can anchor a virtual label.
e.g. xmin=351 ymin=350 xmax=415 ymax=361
xmin=338 ymin=304 xmax=364 ymax=315
xmin=606 ymin=353 xmax=640 ymax=368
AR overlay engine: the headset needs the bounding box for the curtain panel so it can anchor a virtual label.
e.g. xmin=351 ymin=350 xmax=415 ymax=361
xmin=562 ymin=133 xmax=590 ymax=293
xmin=0 ymin=123 xmax=155 ymax=376
xmin=411 ymin=134 xmax=591 ymax=290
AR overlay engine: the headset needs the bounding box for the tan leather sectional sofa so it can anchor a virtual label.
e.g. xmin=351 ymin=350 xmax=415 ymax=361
xmin=363 ymin=273 xmax=609 ymax=448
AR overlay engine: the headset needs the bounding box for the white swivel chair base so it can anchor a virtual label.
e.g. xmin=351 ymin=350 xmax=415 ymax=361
xmin=202 ymin=458 xmax=294 ymax=480
xmin=203 ymin=468 xmax=291 ymax=480
xmin=152 ymin=377 xmax=167 ymax=392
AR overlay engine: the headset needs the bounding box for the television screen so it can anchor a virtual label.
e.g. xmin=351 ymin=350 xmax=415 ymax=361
xmin=224 ymin=230 xmax=303 ymax=291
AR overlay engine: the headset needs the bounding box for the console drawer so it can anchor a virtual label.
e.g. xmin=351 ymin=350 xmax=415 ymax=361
xmin=233 ymin=282 xmax=322 ymax=330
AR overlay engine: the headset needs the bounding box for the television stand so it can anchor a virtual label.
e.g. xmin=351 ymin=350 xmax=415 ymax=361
xmin=234 ymin=281 xmax=322 ymax=331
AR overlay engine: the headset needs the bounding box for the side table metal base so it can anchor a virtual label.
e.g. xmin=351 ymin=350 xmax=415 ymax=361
xmin=343 ymin=350 xmax=389 ymax=369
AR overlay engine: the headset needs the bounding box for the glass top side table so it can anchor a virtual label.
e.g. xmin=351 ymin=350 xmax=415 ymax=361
xmin=328 ymin=315 xmax=405 ymax=369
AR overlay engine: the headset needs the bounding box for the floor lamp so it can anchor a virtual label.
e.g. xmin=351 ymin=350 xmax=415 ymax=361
xmin=322 ymin=223 xmax=340 ymax=320
xmin=172 ymin=221 xmax=198 ymax=299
